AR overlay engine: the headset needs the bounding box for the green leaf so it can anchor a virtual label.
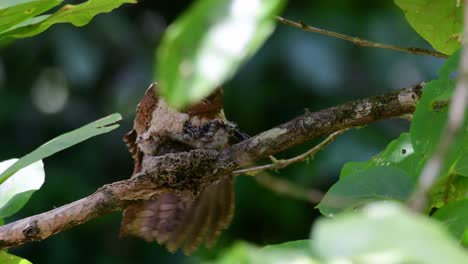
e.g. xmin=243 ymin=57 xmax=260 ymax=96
xmin=328 ymin=134 xmax=423 ymax=216
xmin=0 ymin=159 xmax=44 ymax=218
xmin=410 ymin=50 xmax=468 ymax=205
xmin=433 ymin=199 xmax=468 ymax=242
xmin=438 ymin=48 xmax=461 ymax=77
xmin=411 ymin=78 xmax=455 ymax=155
xmin=463 ymin=229 xmax=468 ymax=246
xmin=317 ymin=166 xmax=415 ymax=216
xmin=156 ymin=0 xmax=285 ymax=108
xmin=312 ymin=202 xmax=468 ymax=264
xmin=410 ymin=49 xmax=460 ymax=155
xmin=455 ymin=154 xmax=468 ymax=176
xmin=209 ymin=242 xmax=262 ymax=264
xmin=262 ymin=240 xmax=310 ymax=252
xmin=0 ymin=113 xmax=121 ymax=184
xmin=340 ymin=133 xmax=423 ymax=179
xmin=0 ymin=251 xmax=32 ymax=264
xmin=429 ymin=174 xmax=468 ymax=208
xmin=211 ymin=241 xmax=319 ymax=264
xmin=0 ymin=0 xmax=136 ymax=39
xmin=394 ymin=0 xmax=463 ymax=55
xmin=0 ymin=0 xmax=62 ymax=32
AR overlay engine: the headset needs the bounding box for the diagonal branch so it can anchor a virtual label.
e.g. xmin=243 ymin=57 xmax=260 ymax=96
xmin=0 ymin=83 xmax=424 ymax=249
xmin=276 ymin=16 xmax=448 ymax=59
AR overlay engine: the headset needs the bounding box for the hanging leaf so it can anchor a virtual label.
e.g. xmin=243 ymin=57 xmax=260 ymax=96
xmin=394 ymin=0 xmax=463 ymax=55
xmin=156 ymin=0 xmax=285 ymax=108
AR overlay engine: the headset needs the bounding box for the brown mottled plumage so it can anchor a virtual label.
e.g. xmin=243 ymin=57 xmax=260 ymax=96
xmin=120 ymin=83 xmax=235 ymax=255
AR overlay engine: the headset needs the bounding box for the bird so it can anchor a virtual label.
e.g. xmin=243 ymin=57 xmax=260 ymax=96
xmin=120 ymin=83 xmax=239 ymax=255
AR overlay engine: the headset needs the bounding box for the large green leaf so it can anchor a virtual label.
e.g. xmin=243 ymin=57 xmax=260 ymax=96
xmin=0 ymin=251 xmax=31 ymax=264
xmin=317 ymin=166 xmax=415 ymax=216
xmin=312 ymin=202 xmax=468 ymax=264
xmin=394 ymin=0 xmax=463 ymax=55
xmin=0 ymin=113 xmax=121 ymax=184
xmin=156 ymin=0 xmax=285 ymax=108
xmin=0 ymin=0 xmax=136 ymax=39
xmin=0 ymin=159 xmax=44 ymax=218
xmin=0 ymin=0 xmax=61 ymax=32
xmin=433 ymin=199 xmax=468 ymax=242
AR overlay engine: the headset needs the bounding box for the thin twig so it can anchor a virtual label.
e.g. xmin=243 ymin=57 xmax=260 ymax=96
xmin=409 ymin=0 xmax=468 ymax=211
xmin=232 ymin=129 xmax=347 ymax=176
xmin=254 ymin=172 xmax=324 ymax=203
xmin=276 ymin=16 xmax=448 ymax=59
xmin=233 ymin=130 xmax=346 ymax=204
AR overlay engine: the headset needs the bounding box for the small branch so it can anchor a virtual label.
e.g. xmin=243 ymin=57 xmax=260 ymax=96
xmin=233 ymin=130 xmax=345 ymax=204
xmin=232 ymin=130 xmax=346 ymax=176
xmin=0 ymin=84 xmax=424 ymax=249
xmin=409 ymin=1 xmax=468 ymax=212
xmin=276 ymin=16 xmax=448 ymax=59
xmin=254 ymin=172 xmax=324 ymax=203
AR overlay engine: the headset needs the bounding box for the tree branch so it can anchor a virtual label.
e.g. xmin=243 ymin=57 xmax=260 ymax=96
xmin=276 ymin=16 xmax=448 ymax=59
xmin=0 ymin=83 xmax=424 ymax=249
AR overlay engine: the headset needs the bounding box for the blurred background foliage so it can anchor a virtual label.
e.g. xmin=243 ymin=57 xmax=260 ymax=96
xmin=0 ymin=0 xmax=445 ymax=263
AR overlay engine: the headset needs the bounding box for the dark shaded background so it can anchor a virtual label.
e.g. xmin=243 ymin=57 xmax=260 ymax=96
xmin=0 ymin=1 xmax=444 ymax=263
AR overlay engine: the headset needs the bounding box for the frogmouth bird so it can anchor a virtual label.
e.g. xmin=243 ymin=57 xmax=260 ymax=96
xmin=120 ymin=83 xmax=240 ymax=255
